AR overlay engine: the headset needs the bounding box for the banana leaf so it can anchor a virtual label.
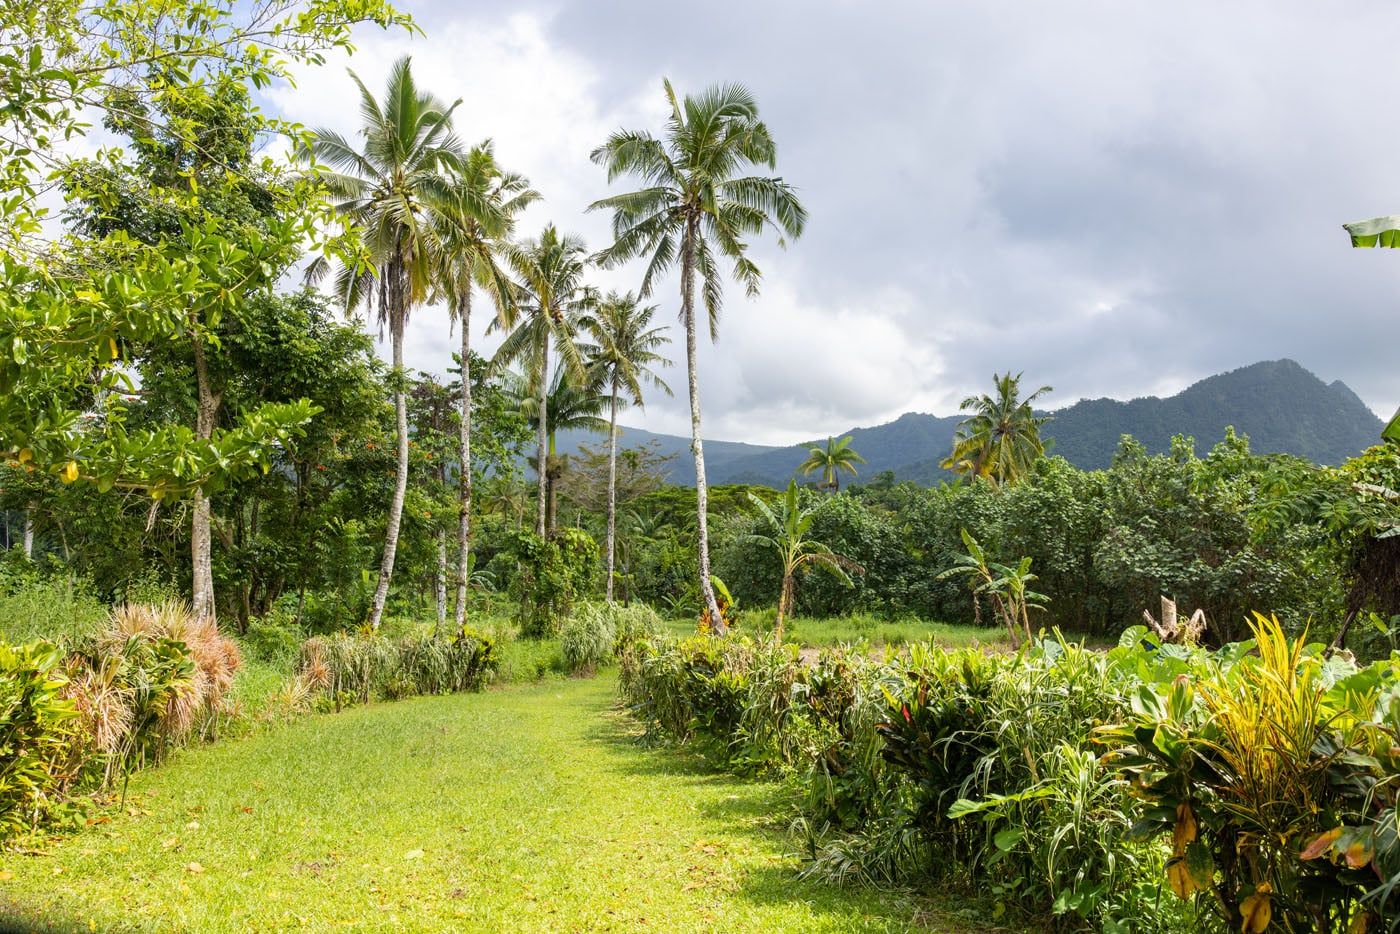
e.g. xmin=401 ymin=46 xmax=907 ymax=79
xmin=1345 ymin=215 xmax=1400 ymax=248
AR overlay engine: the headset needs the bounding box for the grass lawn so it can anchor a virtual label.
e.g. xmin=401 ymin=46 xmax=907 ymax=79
xmin=0 ymin=675 xmax=996 ymax=933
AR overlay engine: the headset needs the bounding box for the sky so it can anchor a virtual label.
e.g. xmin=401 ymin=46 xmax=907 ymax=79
xmin=264 ymin=0 xmax=1400 ymax=446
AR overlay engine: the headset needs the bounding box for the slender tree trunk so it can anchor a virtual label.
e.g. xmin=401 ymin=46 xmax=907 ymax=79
xmin=535 ymin=333 xmax=549 ymax=539
xmin=455 ymin=293 xmax=473 ymax=628
xmin=21 ymin=509 xmax=32 ymax=559
xmin=605 ymin=378 xmax=619 ymax=602
xmin=434 ymin=528 xmax=447 ymax=634
xmin=369 ymin=300 xmax=411 ymax=630
xmin=775 ymin=572 xmax=794 ymax=644
xmin=546 ymin=435 xmax=559 ymax=537
xmin=191 ymin=336 xmax=220 ymax=621
xmin=681 ymin=222 xmax=724 ymax=633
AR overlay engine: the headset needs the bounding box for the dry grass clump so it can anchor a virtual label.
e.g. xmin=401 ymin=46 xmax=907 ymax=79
xmin=64 ymin=602 xmax=242 ymax=782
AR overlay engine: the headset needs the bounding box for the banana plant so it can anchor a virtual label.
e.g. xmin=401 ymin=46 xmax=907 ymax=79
xmin=744 ymin=481 xmax=861 ymax=643
xmin=937 ymin=529 xmax=1047 ymax=646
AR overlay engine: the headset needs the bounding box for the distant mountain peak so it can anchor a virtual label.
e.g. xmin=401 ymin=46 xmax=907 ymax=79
xmin=558 ymin=360 xmax=1382 ymax=487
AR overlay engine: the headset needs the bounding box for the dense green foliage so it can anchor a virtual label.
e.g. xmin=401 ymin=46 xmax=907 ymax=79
xmin=619 ymin=620 xmax=1400 ymax=931
xmin=710 ymin=430 xmax=1399 ymax=646
xmin=0 ymin=642 xmax=80 ymax=838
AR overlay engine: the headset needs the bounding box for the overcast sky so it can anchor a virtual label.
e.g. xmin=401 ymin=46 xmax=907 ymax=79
xmin=266 ymin=0 xmax=1400 ymax=446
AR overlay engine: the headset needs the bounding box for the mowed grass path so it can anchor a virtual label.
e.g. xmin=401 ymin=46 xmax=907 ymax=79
xmin=1 ymin=675 xmax=983 ymax=932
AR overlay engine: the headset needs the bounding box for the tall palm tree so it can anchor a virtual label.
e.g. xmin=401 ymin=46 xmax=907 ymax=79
xmin=493 ymin=226 xmax=590 ymax=537
xmin=744 ymin=481 xmax=859 ymax=643
xmin=798 ymin=435 xmax=865 ymax=493
xmin=580 ymin=292 xmax=672 ymax=601
xmin=303 ymin=56 xmax=461 ymax=629
xmin=940 ymin=373 xmax=1053 ymax=486
xmin=589 ymin=80 xmax=806 ymax=634
xmin=504 ymin=365 xmax=610 ymax=536
xmin=434 ymin=143 xmax=539 ymax=627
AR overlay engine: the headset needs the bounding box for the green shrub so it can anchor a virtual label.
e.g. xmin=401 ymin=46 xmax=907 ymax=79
xmin=560 ymin=601 xmax=663 ymax=677
xmin=0 ymin=641 xmax=82 ymax=840
xmin=620 ymin=631 xmax=1185 ymax=929
xmin=507 ymin=529 xmax=599 ymax=638
xmin=241 ymin=612 xmax=304 ymax=668
xmin=298 ymin=626 xmax=496 ymax=708
xmin=1099 ymin=616 xmax=1400 ymax=932
xmin=609 ymin=603 xmax=662 ymax=653
xmin=0 ymin=566 xmax=106 ymax=647
xmin=560 ymin=605 xmax=614 ymax=675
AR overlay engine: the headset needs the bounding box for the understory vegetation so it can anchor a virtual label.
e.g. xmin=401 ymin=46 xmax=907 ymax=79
xmin=619 ymin=620 xmax=1400 ymax=932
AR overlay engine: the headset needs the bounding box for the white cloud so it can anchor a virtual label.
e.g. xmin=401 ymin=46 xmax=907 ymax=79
xmin=257 ymin=0 xmax=1400 ymax=445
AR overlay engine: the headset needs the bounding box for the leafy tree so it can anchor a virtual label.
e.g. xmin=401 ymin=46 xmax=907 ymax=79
xmin=495 ymin=225 xmax=592 ymax=537
xmin=580 ymin=292 xmax=672 ymax=601
xmin=798 ymin=435 xmax=866 ymax=492
xmin=303 ymin=56 xmax=462 ymax=628
xmin=61 ymin=74 xmax=323 ymax=619
xmin=0 ymin=0 xmax=406 ymax=481
xmin=207 ymin=292 xmax=385 ymax=628
xmin=590 ymin=80 xmax=807 ymax=634
xmin=942 ymin=373 xmax=1053 ymax=486
xmin=434 ymin=143 xmax=538 ymax=627
xmin=743 ymin=481 xmax=859 ymax=641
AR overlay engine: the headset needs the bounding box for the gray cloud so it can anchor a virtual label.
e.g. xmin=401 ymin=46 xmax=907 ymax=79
xmin=279 ymin=0 xmax=1400 ymax=442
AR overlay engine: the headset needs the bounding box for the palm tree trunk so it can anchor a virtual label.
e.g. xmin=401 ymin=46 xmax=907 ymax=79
xmin=434 ymin=528 xmax=447 ymax=634
xmin=454 ymin=293 xmax=472 ymax=628
xmin=681 ymin=222 xmax=724 ymax=633
xmin=369 ymin=304 xmax=410 ymax=630
xmin=535 ymin=333 xmax=549 ymax=539
xmin=21 ymin=508 xmax=32 ymax=559
xmin=191 ymin=336 xmax=219 ymax=621
xmin=605 ymin=377 xmax=619 ymax=602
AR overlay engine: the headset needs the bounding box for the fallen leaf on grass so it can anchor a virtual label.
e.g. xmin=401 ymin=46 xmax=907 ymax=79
xmin=0 ymin=871 xmax=13 ymax=881
xmin=404 ymin=849 xmax=424 ymax=860
xmin=185 ymin=862 xmax=204 ymax=874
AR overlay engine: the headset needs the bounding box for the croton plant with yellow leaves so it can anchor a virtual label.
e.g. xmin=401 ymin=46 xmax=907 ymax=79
xmin=1098 ymin=614 xmax=1400 ymax=933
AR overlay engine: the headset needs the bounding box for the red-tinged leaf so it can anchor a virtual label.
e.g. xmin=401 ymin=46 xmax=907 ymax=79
xmin=1302 ymin=828 xmax=1342 ymax=861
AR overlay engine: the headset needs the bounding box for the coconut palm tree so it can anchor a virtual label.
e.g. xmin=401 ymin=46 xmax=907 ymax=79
xmin=798 ymin=435 xmax=865 ymax=493
xmin=434 ymin=143 xmax=538 ymax=627
xmin=744 ymin=481 xmax=859 ymax=643
xmin=940 ymin=373 xmax=1053 ymax=486
xmin=503 ymin=365 xmax=610 ymax=536
xmin=589 ymin=80 xmax=806 ymax=634
xmin=493 ymin=225 xmax=591 ymax=537
xmin=580 ymin=292 xmax=672 ymax=601
xmin=302 ymin=56 xmax=461 ymax=629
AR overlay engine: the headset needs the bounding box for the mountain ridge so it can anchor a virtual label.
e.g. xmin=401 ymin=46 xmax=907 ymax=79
xmin=554 ymin=359 xmax=1384 ymax=487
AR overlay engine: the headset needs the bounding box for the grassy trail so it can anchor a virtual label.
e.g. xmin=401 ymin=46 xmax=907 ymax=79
xmin=1 ymin=675 xmax=982 ymax=932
